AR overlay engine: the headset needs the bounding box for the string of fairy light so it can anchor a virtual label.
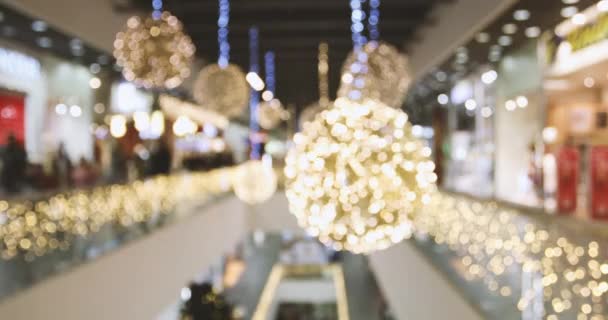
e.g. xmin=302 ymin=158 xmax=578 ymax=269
xmin=217 ymin=0 xmax=230 ymax=68
xmin=348 ymin=0 xmax=368 ymax=101
xmin=264 ymin=51 xmax=276 ymax=95
xmin=249 ymin=26 xmax=262 ymax=160
xmin=416 ymin=193 xmax=608 ymax=320
xmin=151 ymin=0 xmax=162 ymax=19
xmin=0 ymin=169 xmax=234 ymax=260
xmin=368 ymin=0 xmax=380 ymax=41
xmin=318 ymin=43 xmax=330 ymax=107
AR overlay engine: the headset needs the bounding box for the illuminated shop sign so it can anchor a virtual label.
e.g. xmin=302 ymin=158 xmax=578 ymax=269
xmin=0 ymin=47 xmax=41 ymax=80
xmin=544 ymin=5 xmax=608 ymax=67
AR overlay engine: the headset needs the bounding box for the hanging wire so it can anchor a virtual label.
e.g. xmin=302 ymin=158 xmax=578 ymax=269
xmin=318 ymin=43 xmax=330 ymax=107
xmin=368 ymin=0 xmax=380 ymax=41
xmin=217 ymin=0 xmax=230 ymax=68
xmin=249 ymin=27 xmax=262 ymax=160
xmin=264 ymin=51 xmax=276 ymax=94
xmin=349 ymin=0 xmax=368 ymax=100
xmin=152 ymin=0 xmax=162 ymax=20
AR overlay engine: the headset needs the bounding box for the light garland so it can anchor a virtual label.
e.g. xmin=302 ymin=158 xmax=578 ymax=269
xmin=232 ymin=27 xmax=278 ymax=205
xmin=416 ymin=193 xmax=608 ymax=319
xmin=258 ymin=51 xmax=287 ymax=130
xmin=113 ymin=8 xmax=195 ymax=89
xmin=0 ymin=168 xmax=234 ymax=260
xmin=285 ymin=97 xmax=437 ymax=254
xmin=299 ymin=42 xmax=330 ymax=129
xmin=193 ymin=0 xmax=249 ymax=119
xmin=338 ymin=41 xmax=411 ymax=108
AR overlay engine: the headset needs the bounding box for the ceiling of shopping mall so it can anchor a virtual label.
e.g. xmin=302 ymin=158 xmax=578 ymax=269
xmin=117 ymin=0 xmax=453 ymax=108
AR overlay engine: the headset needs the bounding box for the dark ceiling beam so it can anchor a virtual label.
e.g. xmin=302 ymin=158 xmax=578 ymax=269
xmin=184 ymin=20 xmax=418 ymax=34
xmin=175 ymin=8 xmax=429 ymax=21
xmin=167 ymin=0 xmax=432 ymax=12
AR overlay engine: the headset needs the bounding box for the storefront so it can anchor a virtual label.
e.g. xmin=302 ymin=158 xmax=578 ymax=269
xmin=539 ymin=3 xmax=608 ymax=219
xmin=0 ymin=42 xmax=99 ymax=164
xmin=442 ymin=68 xmax=496 ymax=198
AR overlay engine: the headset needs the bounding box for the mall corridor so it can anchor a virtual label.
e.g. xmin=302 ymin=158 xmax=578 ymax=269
xmin=0 ymin=0 xmax=607 ymax=319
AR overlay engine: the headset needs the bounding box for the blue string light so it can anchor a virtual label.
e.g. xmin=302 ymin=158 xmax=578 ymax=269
xmin=264 ymin=51 xmax=275 ymax=94
xmin=349 ymin=0 xmax=368 ymax=100
xmin=249 ymin=27 xmax=261 ymax=160
xmin=152 ymin=0 xmax=162 ymax=20
xmin=369 ymin=0 xmax=380 ymax=41
xmin=350 ymin=0 xmax=367 ymax=51
xmin=217 ymin=0 xmax=230 ymax=68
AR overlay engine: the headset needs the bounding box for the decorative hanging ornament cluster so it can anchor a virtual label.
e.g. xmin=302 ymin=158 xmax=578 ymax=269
xmin=193 ymin=0 xmax=249 ymax=119
xmin=285 ymin=0 xmax=435 ymax=254
xmin=299 ymin=42 xmax=331 ymax=129
xmin=233 ymin=156 xmax=278 ymax=205
xmin=258 ymin=51 xmax=288 ymax=130
xmin=114 ymin=0 xmax=195 ymax=89
xmin=285 ymin=98 xmax=437 ymax=253
xmin=338 ymin=41 xmax=411 ymax=108
xmin=338 ymin=0 xmax=411 ymax=108
xmin=232 ymin=27 xmax=277 ymax=205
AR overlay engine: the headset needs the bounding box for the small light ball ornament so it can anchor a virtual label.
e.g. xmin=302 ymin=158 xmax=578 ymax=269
xmin=113 ymin=12 xmax=195 ymax=89
xmin=258 ymin=99 xmax=288 ymax=130
xmin=338 ymin=42 xmax=411 ymax=108
xmin=233 ymin=158 xmax=278 ymax=205
xmin=284 ymin=97 xmax=436 ymax=254
xmin=193 ymin=64 xmax=250 ymax=119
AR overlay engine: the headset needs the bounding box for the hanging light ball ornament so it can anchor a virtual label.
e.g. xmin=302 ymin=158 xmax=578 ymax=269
xmin=193 ymin=64 xmax=249 ymax=119
xmin=284 ymin=97 xmax=437 ymax=254
xmin=338 ymin=42 xmax=411 ymax=108
xmin=258 ymin=99 xmax=288 ymax=130
xmin=233 ymin=159 xmax=278 ymax=205
xmin=113 ymin=12 xmax=195 ymax=89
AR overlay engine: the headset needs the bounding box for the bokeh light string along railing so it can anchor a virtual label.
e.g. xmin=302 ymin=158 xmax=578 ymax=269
xmin=0 ymin=168 xmax=235 ymax=261
xmin=415 ymin=193 xmax=608 ymax=319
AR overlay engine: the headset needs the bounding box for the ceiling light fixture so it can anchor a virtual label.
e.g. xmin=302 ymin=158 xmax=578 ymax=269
xmin=481 ymin=70 xmax=498 ymax=84
xmin=505 ymin=100 xmax=517 ymax=111
xmin=498 ymin=35 xmax=512 ymax=46
xmin=561 ymin=6 xmax=578 ymax=18
xmin=525 ymin=26 xmax=541 ymax=38
xmin=502 ymin=23 xmax=518 ymax=34
xmin=476 ymin=32 xmax=490 ymax=43
xmin=31 ymin=20 xmax=48 ymax=32
xmin=36 ymin=37 xmax=52 ymax=48
xmin=437 ymin=93 xmax=449 ymax=105
xmin=513 ymin=9 xmax=530 ymax=21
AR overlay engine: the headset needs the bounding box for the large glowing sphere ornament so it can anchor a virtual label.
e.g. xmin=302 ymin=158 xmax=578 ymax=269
xmin=284 ymin=98 xmax=436 ymax=254
xmin=233 ymin=158 xmax=278 ymax=205
xmin=113 ymin=12 xmax=195 ymax=89
xmin=338 ymin=42 xmax=411 ymax=108
xmin=193 ymin=64 xmax=249 ymax=119
xmin=258 ymin=99 xmax=288 ymax=130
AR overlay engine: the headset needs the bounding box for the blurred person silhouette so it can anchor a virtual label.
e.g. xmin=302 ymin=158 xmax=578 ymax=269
xmin=147 ymin=140 xmax=171 ymax=176
xmin=71 ymin=157 xmax=97 ymax=187
xmin=54 ymin=143 xmax=72 ymax=189
xmin=1 ymin=133 xmax=27 ymax=193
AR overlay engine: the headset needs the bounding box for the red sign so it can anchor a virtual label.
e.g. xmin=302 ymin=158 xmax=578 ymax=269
xmin=591 ymin=146 xmax=608 ymax=220
xmin=557 ymin=147 xmax=579 ymax=214
xmin=0 ymin=92 xmax=25 ymax=145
